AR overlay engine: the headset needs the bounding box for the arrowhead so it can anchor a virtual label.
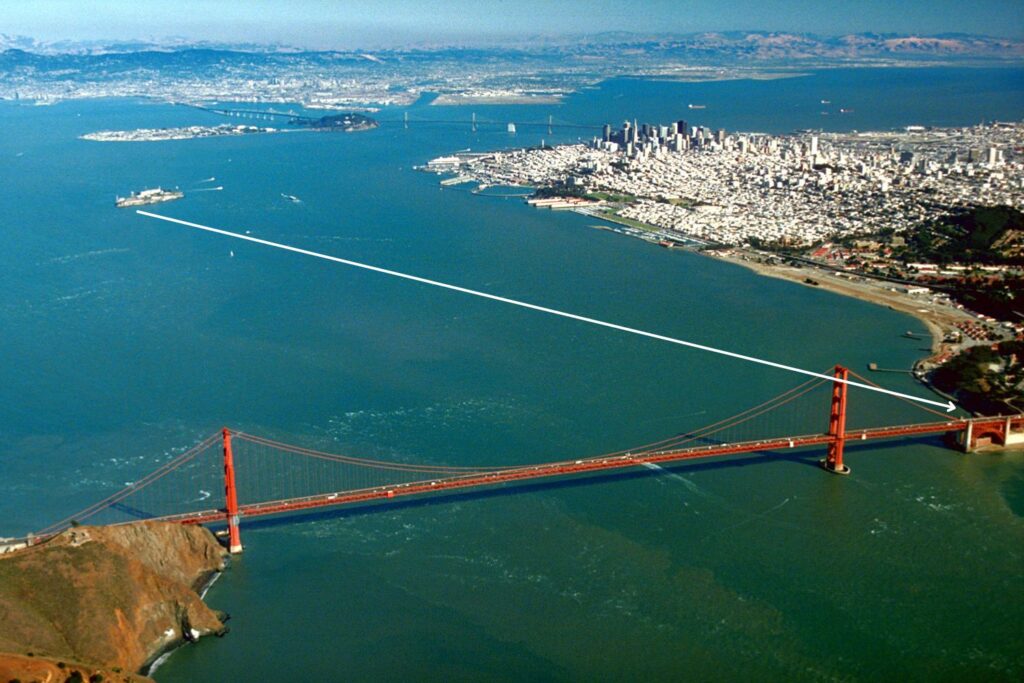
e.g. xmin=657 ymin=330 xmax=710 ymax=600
xmin=946 ymin=400 xmax=956 ymax=413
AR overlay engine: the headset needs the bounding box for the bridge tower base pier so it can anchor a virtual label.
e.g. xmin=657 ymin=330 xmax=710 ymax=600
xmin=821 ymin=365 xmax=851 ymax=475
xmin=222 ymin=428 xmax=243 ymax=554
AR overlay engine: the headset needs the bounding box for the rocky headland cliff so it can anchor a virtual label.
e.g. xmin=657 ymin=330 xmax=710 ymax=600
xmin=0 ymin=522 xmax=228 ymax=682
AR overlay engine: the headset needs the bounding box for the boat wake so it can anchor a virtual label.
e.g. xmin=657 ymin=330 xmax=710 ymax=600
xmin=640 ymin=461 xmax=706 ymax=495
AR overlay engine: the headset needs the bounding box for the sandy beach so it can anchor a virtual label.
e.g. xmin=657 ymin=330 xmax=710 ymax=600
xmin=711 ymin=249 xmax=976 ymax=360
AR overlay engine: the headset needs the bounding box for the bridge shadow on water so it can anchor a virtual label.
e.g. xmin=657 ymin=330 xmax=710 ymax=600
xmin=111 ymin=502 xmax=158 ymax=521
xmin=218 ymin=434 xmax=947 ymax=535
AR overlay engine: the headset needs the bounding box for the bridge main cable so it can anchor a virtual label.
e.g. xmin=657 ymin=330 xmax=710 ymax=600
xmin=136 ymin=210 xmax=955 ymax=412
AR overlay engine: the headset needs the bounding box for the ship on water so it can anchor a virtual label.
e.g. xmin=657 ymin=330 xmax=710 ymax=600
xmin=115 ymin=187 xmax=183 ymax=208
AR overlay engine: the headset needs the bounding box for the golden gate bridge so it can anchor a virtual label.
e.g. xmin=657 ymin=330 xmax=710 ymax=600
xmin=31 ymin=366 xmax=1024 ymax=554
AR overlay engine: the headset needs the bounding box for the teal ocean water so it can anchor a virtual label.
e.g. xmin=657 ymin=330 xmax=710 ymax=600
xmin=0 ymin=68 xmax=1022 ymax=680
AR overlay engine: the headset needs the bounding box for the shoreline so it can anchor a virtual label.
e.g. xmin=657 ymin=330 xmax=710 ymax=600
xmin=708 ymin=249 xmax=969 ymax=359
xmin=637 ymin=70 xmax=811 ymax=83
xmin=430 ymin=94 xmax=564 ymax=106
xmin=578 ymin=210 xmax=960 ymax=365
xmin=561 ymin=207 xmax=963 ymax=360
xmin=146 ymin=568 xmax=226 ymax=676
xmin=488 ymin=196 xmax=974 ymax=375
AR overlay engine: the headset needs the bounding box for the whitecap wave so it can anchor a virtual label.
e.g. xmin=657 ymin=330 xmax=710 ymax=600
xmin=48 ymin=248 xmax=130 ymax=265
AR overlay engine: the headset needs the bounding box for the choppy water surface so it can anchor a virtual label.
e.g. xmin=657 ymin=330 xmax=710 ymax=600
xmin=0 ymin=68 xmax=1022 ymax=680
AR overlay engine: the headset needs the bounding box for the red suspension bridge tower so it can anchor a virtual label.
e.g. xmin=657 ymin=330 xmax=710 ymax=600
xmin=822 ymin=365 xmax=851 ymax=475
xmin=222 ymin=427 xmax=243 ymax=554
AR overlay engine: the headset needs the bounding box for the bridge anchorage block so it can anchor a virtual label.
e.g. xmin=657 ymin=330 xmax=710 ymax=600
xmin=819 ymin=458 xmax=851 ymax=476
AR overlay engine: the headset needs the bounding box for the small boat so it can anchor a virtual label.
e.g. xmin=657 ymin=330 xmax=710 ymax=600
xmin=281 ymin=193 xmax=301 ymax=203
xmin=688 ymin=104 xmax=706 ymax=109
xmin=820 ymin=99 xmax=831 ymax=104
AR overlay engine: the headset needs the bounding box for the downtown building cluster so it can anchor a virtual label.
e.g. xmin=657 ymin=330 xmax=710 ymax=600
xmin=460 ymin=120 xmax=1024 ymax=246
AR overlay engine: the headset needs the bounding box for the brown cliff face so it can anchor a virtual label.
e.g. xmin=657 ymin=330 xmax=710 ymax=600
xmin=0 ymin=522 xmax=229 ymax=679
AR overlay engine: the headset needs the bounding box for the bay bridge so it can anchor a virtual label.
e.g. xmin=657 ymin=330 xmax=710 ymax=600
xmin=179 ymin=102 xmax=601 ymax=135
xmin=31 ymin=365 xmax=1024 ymax=554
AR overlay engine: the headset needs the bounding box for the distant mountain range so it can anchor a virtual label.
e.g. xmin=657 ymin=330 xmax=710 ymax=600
xmin=2 ymin=30 xmax=1022 ymax=61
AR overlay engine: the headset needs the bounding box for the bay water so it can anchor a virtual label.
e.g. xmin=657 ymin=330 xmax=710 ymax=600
xmin=0 ymin=67 xmax=1022 ymax=680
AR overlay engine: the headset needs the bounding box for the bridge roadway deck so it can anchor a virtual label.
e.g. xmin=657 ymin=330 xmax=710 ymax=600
xmin=146 ymin=417 xmax=988 ymax=528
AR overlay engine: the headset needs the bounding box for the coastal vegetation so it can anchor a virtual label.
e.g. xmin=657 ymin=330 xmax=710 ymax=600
xmin=835 ymin=205 xmax=1024 ymax=321
xmin=932 ymin=340 xmax=1024 ymax=414
xmin=945 ymin=275 xmax=1024 ymax=322
xmin=301 ymin=112 xmax=379 ymax=132
xmin=532 ymin=184 xmax=635 ymax=204
xmin=895 ymin=205 xmax=1024 ymax=265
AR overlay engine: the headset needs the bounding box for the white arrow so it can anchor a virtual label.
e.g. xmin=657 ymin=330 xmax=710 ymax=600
xmin=137 ymin=210 xmax=957 ymax=413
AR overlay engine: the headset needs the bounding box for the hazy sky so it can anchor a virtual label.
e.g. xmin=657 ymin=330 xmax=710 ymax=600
xmin=3 ymin=0 xmax=1023 ymax=47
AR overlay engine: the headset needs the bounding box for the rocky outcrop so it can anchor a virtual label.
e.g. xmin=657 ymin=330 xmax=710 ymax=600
xmin=0 ymin=522 xmax=229 ymax=680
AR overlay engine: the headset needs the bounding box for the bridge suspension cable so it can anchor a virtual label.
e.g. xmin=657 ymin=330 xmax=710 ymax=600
xmin=847 ymin=368 xmax=952 ymax=419
xmin=233 ymin=432 xmax=528 ymax=474
xmin=595 ymin=374 xmax=830 ymax=457
xmin=34 ymin=374 xmax=831 ymax=536
xmin=36 ymin=432 xmax=221 ymax=535
xmin=236 ymin=373 xmax=830 ymax=474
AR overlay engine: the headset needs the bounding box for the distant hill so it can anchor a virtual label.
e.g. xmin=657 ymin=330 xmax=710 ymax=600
xmin=2 ymin=30 xmax=1022 ymax=61
xmin=582 ymin=31 xmax=1024 ymax=61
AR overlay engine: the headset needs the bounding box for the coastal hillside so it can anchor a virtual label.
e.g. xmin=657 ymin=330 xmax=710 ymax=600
xmin=901 ymin=205 xmax=1024 ymax=265
xmin=0 ymin=652 xmax=147 ymax=683
xmin=0 ymin=522 xmax=228 ymax=681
